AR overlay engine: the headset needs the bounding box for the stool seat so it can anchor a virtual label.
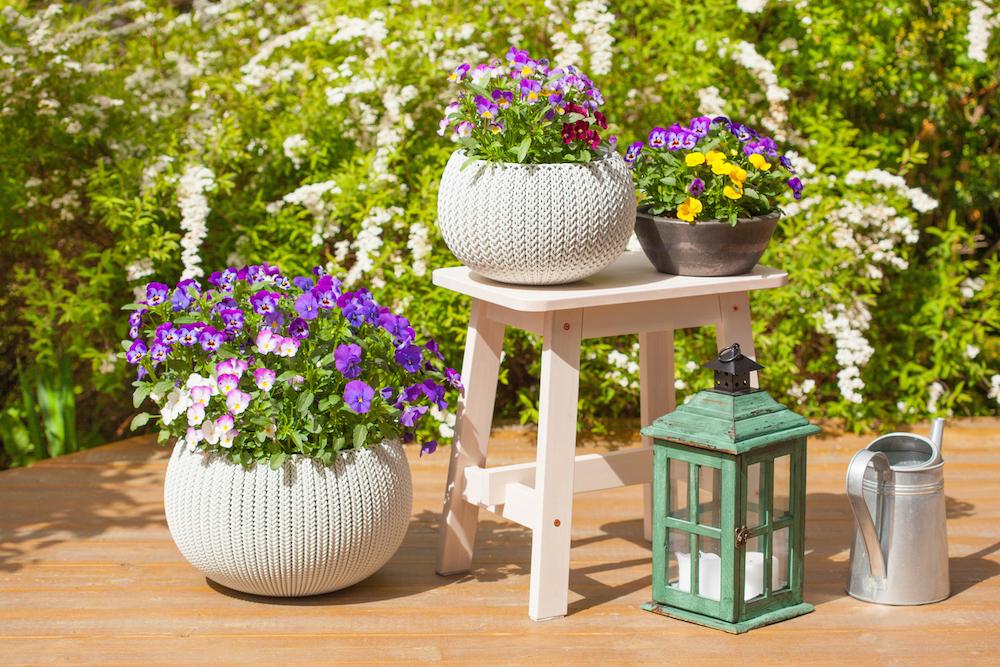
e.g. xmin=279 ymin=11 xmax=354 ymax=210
xmin=434 ymin=251 xmax=788 ymax=620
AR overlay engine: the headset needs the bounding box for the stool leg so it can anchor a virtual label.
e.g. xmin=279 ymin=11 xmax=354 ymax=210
xmin=639 ymin=330 xmax=675 ymax=542
xmin=716 ymin=291 xmax=758 ymax=387
xmin=528 ymin=309 xmax=583 ymax=621
xmin=436 ymin=300 xmax=505 ymax=575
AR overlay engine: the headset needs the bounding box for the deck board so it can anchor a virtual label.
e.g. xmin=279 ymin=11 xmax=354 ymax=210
xmin=1 ymin=421 xmax=999 ymax=664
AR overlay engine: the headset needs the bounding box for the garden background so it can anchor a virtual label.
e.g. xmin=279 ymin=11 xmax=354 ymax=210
xmin=1 ymin=0 xmax=997 ymax=469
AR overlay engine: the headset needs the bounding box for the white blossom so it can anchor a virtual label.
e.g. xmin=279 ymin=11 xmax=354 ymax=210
xmin=967 ymin=1 xmax=999 ymax=63
xmin=176 ymin=165 xmax=215 ymax=280
xmin=125 ymin=258 xmax=154 ymax=282
xmin=966 ymin=344 xmax=981 ymax=360
xmin=571 ymin=1 xmax=615 ymax=75
xmin=844 ymin=169 xmax=938 ymax=214
xmin=729 ymin=40 xmax=790 ymax=138
xmin=696 ymin=85 xmax=727 ymax=116
xmin=406 ymin=222 xmax=432 ymax=277
xmin=737 ymin=0 xmax=769 ymax=13
xmin=988 ymin=375 xmax=1000 ymax=405
xmin=960 ymin=276 xmax=985 ymax=299
xmin=818 ymin=303 xmax=873 ymax=404
xmin=282 ymin=133 xmax=310 ymax=169
xmin=926 ymin=381 xmax=946 ymax=414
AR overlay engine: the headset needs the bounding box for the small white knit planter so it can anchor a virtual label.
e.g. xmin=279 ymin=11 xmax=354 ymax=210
xmin=437 ymin=150 xmax=637 ymax=285
xmin=163 ymin=439 xmax=411 ymax=597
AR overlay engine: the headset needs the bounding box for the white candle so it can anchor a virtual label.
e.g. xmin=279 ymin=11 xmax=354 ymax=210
xmin=674 ymin=551 xmax=780 ymax=601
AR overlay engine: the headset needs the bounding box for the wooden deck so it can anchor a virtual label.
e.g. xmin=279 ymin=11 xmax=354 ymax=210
xmin=1 ymin=419 xmax=999 ymax=665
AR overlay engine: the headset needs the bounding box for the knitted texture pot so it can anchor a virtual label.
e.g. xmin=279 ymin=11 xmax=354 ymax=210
xmin=164 ymin=439 xmax=411 ymax=597
xmin=437 ymin=150 xmax=636 ymax=285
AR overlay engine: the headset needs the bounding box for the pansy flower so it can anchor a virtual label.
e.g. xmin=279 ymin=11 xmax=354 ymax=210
xmin=344 ymin=380 xmax=375 ymax=414
xmin=730 ymin=123 xmax=752 ymax=142
xmin=648 ymin=127 xmax=667 ymax=149
xmin=422 ymin=379 xmax=448 ymax=410
xmin=689 ymin=178 xmax=705 ymax=197
xmin=254 ymin=368 xmax=276 ymax=392
xmin=189 ymin=385 xmax=212 ymax=407
xmin=689 ymin=116 xmax=711 ymax=137
xmin=400 ymin=404 xmax=428 ymax=428
xmin=149 ymin=342 xmax=171 ymax=364
xmin=171 ymin=279 xmax=199 ymax=311
xmin=448 ymin=63 xmax=470 ymax=82
xmin=255 ymin=327 xmax=277 ymax=354
xmin=780 ymin=155 xmax=795 ymax=172
xmin=186 ymin=404 xmax=205 ymax=427
xmin=519 ymin=79 xmax=541 ymax=103
xmin=294 ymin=291 xmax=319 ymax=320
xmin=624 ymin=141 xmax=644 ymax=164
xmin=126 ymin=340 xmax=148 ymax=364
xmin=445 ymin=368 xmax=464 ymax=392
xmin=491 ymin=89 xmax=514 ymax=110
xmin=276 ymin=337 xmax=299 ymax=358
xmin=395 ymin=344 xmax=423 ymax=373
xmin=292 ymin=276 xmax=314 ymax=291
xmin=145 ymin=282 xmax=169 ymax=307
xmin=334 ymin=343 xmax=363 ymax=379
xmin=217 ymin=374 xmax=240 ymax=395
xmin=226 ymin=390 xmax=251 ymax=415
xmin=420 ymin=440 xmax=439 ymax=457
xmin=788 ymin=177 xmax=804 ymax=200
xmin=177 ymin=324 xmax=201 ymax=347
xmin=250 ymin=290 xmax=280 ymax=316
xmin=455 ymin=121 xmax=474 ymax=139
xmin=474 ymin=94 xmax=498 ymax=120
xmin=488 ymin=122 xmax=505 ymax=135
xmin=220 ymin=308 xmax=244 ymax=334
xmin=288 ymin=317 xmax=310 ymax=339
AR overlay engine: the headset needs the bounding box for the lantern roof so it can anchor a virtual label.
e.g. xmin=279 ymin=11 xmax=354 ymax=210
xmin=642 ymin=389 xmax=820 ymax=454
xmin=704 ymin=343 xmax=764 ymax=375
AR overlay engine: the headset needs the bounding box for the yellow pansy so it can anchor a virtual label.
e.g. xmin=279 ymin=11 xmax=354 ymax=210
xmin=676 ymin=197 xmax=703 ymax=223
xmin=685 ymin=152 xmax=706 ymax=167
xmin=705 ymin=150 xmax=726 ymax=165
xmin=748 ymin=153 xmax=772 ymax=171
xmin=712 ymin=160 xmax=734 ymax=176
xmin=730 ymin=166 xmax=747 ymax=185
xmin=723 ymin=184 xmax=743 ymax=200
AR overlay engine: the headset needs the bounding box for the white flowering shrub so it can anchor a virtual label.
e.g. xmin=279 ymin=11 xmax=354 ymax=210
xmin=1 ymin=0 xmax=997 ymax=466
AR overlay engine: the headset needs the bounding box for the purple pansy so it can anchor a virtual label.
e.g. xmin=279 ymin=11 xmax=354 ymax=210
xmin=624 ymin=141 xmax=644 ymax=164
xmin=288 ymin=317 xmax=310 ymax=340
xmin=448 ymin=63 xmax=470 ymax=82
xmin=648 ymin=127 xmax=667 ymax=149
xmin=177 ymin=324 xmax=202 ymax=347
xmin=491 ymin=89 xmax=514 ymax=110
xmin=395 ymin=344 xmax=423 ymax=373
xmin=249 ymin=290 xmax=280 ymax=315
xmin=128 ymin=309 xmax=145 ymax=329
xmin=474 ymin=94 xmax=498 ymax=120
xmin=344 ymin=380 xmax=375 ymax=414
xmin=445 ymin=367 xmax=464 ymax=392
xmin=420 ymin=440 xmax=439 ymax=457
xmin=519 ymin=78 xmax=541 ymax=103
xmin=379 ymin=387 xmax=394 ymax=401
xmin=400 ymin=404 xmax=428 ymax=428
xmin=422 ymin=379 xmax=448 ymax=410
xmin=788 ymin=177 xmax=804 ymax=200
xmin=294 ymin=291 xmax=319 ymax=320
xmin=292 ymin=276 xmax=314 ymax=291
xmin=126 ymin=340 xmax=147 ymax=364
xmin=145 ymin=282 xmax=169 ymax=307
xmin=171 ymin=279 xmax=198 ymax=311
xmin=199 ymin=327 xmax=225 ymax=352
xmin=220 ymin=308 xmax=245 ymax=334
xmin=689 ymin=116 xmax=711 ymax=137
xmin=425 ymin=339 xmax=444 ymax=360
xmin=254 ymin=367 xmax=276 ymax=392
xmin=730 ymin=123 xmax=753 ymax=142
xmin=334 ymin=343 xmax=363 ymax=379
xmin=689 ymin=178 xmax=705 ymax=197
xmin=149 ymin=342 xmax=171 ymax=364
xmin=780 ymin=155 xmax=795 ymax=172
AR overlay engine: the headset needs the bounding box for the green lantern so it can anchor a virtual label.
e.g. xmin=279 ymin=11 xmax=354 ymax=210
xmin=642 ymin=343 xmax=820 ymax=634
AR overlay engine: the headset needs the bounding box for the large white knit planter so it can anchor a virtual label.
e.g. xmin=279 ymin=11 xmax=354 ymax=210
xmin=163 ymin=439 xmax=411 ymax=597
xmin=437 ymin=150 xmax=637 ymax=285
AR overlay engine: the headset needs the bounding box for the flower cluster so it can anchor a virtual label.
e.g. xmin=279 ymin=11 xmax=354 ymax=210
xmin=123 ymin=264 xmax=462 ymax=467
xmin=438 ymin=47 xmax=615 ymax=164
xmin=627 ymin=117 xmax=801 ymax=224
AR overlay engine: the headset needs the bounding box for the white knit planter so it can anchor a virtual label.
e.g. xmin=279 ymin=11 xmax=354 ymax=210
xmin=437 ymin=150 xmax=637 ymax=285
xmin=163 ymin=439 xmax=411 ymax=597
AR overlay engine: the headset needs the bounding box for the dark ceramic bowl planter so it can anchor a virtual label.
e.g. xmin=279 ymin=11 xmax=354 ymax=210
xmin=634 ymin=209 xmax=779 ymax=277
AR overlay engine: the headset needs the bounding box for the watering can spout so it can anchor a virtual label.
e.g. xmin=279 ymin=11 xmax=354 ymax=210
xmin=930 ymin=418 xmax=945 ymax=453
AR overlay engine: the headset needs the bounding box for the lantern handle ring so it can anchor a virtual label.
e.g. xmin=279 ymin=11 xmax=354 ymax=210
xmin=718 ymin=343 xmax=742 ymax=363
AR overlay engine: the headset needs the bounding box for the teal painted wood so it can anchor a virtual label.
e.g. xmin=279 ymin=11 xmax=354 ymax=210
xmin=719 ymin=456 xmax=738 ymax=622
xmin=643 ymin=390 xmax=820 ymax=454
xmin=652 ymin=446 xmax=668 ymax=603
xmin=642 ymin=600 xmax=814 ymax=634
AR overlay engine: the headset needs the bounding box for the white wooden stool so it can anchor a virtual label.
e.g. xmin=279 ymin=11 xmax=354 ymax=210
xmin=434 ymin=252 xmax=788 ymax=620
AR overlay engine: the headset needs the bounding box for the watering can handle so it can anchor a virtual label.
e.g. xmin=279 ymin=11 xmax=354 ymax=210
xmin=846 ymin=450 xmax=893 ymax=580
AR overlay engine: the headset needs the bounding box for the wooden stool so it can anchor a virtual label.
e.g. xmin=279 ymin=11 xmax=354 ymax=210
xmin=433 ymin=253 xmax=788 ymax=620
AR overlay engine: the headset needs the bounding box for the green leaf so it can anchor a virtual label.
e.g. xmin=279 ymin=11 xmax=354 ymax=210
xmin=132 ymin=385 xmax=150 ymax=409
xmin=516 ymin=136 xmax=531 ymax=163
xmin=269 ymin=451 xmax=287 ymax=470
xmin=276 ymin=370 xmax=298 ymax=383
xmin=353 ymin=423 xmax=369 ymax=449
xmin=157 ymin=429 xmax=170 ymax=444
xmin=130 ymin=412 xmax=151 ymax=431
xmin=333 ymin=435 xmax=347 ymax=451
xmin=297 ymin=390 xmax=314 ymax=415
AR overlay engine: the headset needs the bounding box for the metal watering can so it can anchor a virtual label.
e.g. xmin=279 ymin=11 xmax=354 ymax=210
xmin=845 ymin=418 xmax=950 ymax=605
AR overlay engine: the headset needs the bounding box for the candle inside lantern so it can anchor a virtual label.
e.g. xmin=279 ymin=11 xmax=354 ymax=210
xmin=675 ymin=551 xmax=780 ymax=601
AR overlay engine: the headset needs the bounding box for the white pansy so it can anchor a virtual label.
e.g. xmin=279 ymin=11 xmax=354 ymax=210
xmin=160 ymin=387 xmax=192 ymax=426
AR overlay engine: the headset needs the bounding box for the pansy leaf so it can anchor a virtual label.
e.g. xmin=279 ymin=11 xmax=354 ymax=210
xmin=157 ymin=429 xmax=170 ymax=444
xmin=297 ymin=391 xmax=314 ymax=415
xmin=516 ymin=136 xmax=531 ymax=163
xmin=276 ymin=370 xmax=298 ymax=383
xmin=353 ymin=423 xmax=369 ymax=449
xmin=129 ymin=412 xmax=151 ymax=431
xmin=268 ymin=451 xmax=286 ymax=470
xmin=132 ymin=385 xmax=150 ymax=408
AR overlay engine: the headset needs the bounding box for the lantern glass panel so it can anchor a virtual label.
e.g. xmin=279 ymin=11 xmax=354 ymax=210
xmin=697 ymin=465 xmax=721 ymax=527
xmin=773 ymin=526 xmax=791 ymax=591
xmin=667 ymin=528 xmax=689 ymax=590
xmin=668 ymin=458 xmax=689 ymax=520
xmin=694 ymin=535 xmax=722 ymax=601
xmin=773 ymin=454 xmax=792 ymax=519
xmin=743 ymin=534 xmax=774 ymax=601
xmin=746 ymin=462 xmax=763 ymax=528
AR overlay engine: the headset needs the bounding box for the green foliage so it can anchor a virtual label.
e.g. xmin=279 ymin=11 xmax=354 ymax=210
xmin=0 ymin=359 xmax=81 ymax=467
xmin=0 ymin=0 xmax=997 ymax=469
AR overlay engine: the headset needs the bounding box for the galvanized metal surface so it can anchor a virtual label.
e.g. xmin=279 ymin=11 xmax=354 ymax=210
xmin=847 ymin=419 xmax=951 ymax=605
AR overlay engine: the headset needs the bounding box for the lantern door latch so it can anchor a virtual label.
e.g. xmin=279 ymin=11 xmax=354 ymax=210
xmin=735 ymin=526 xmax=751 ymax=545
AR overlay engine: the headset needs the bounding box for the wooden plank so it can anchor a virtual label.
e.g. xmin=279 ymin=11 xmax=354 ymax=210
xmin=433 ymin=252 xmax=788 ymax=313
xmin=0 ymin=419 xmax=998 ymax=664
xmin=462 ymin=448 xmax=654 ymax=508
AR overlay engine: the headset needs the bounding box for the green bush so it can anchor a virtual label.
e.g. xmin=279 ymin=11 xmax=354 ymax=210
xmin=1 ymin=0 xmax=997 ymax=467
